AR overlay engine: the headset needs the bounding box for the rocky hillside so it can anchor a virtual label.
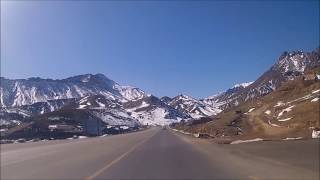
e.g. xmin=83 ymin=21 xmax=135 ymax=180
xmin=172 ymin=67 xmax=320 ymax=141
xmin=204 ymin=49 xmax=320 ymax=111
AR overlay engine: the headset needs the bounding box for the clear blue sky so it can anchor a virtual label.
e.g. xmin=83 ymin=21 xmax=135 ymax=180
xmin=1 ymin=1 xmax=319 ymax=98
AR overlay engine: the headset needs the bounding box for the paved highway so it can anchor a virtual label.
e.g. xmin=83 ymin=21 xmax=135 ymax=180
xmin=1 ymin=127 xmax=319 ymax=180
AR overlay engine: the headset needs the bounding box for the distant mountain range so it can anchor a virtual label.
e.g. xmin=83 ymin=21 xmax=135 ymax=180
xmin=1 ymin=48 xmax=319 ymax=139
xmin=0 ymin=73 xmax=147 ymax=107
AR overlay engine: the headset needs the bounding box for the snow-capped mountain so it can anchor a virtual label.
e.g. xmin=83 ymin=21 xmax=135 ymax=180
xmin=124 ymin=95 xmax=190 ymax=126
xmin=202 ymin=83 xmax=251 ymax=110
xmin=0 ymin=74 xmax=148 ymax=128
xmin=169 ymin=94 xmax=221 ymax=118
xmin=204 ymin=49 xmax=320 ymax=111
xmin=0 ymin=73 xmax=147 ymax=107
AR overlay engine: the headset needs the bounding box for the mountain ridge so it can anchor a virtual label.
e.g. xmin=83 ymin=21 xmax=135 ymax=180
xmin=1 ymin=48 xmax=319 ymax=130
xmin=203 ymin=48 xmax=320 ymax=111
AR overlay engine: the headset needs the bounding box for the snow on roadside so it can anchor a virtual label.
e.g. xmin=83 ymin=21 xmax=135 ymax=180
xmin=248 ymin=108 xmax=255 ymax=113
xmin=311 ymin=97 xmax=319 ymax=102
xmin=265 ymin=110 xmax=271 ymax=115
xmin=67 ymin=136 xmax=88 ymax=140
xmin=230 ymin=138 xmax=263 ymax=144
xmin=312 ymin=89 xmax=320 ymax=94
xmin=283 ymin=137 xmax=303 ymax=140
xmin=312 ymin=130 xmax=320 ymax=138
xmin=167 ymin=127 xmax=192 ymax=136
xmin=100 ymin=134 xmax=109 ymax=137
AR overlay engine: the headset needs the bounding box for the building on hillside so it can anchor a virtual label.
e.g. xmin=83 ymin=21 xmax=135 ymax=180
xmin=83 ymin=115 xmax=104 ymax=136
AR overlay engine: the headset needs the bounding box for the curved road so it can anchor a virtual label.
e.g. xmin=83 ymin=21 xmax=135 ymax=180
xmin=1 ymin=127 xmax=319 ymax=180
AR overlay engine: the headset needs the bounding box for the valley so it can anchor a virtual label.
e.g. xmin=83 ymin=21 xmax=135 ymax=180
xmin=1 ymin=49 xmax=319 ymax=142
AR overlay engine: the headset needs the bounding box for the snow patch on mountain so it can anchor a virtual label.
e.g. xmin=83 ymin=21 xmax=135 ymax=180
xmin=233 ymin=81 xmax=254 ymax=88
xmin=278 ymin=105 xmax=295 ymax=118
xmin=169 ymin=94 xmax=221 ymax=118
xmin=125 ymin=95 xmax=189 ymax=125
xmin=90 ymin=109 xmax=139 ymax=127
xmin=115 ymin=85 xmax=147 ymax=101
xmin=128 ymin=108 xmax=181 ymax=126
xmin=277 ymin=51 xmax=307 ymax=74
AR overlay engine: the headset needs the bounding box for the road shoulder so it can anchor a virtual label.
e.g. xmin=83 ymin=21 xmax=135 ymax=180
xmin=170 ymin=129 xmax=319 ymax=180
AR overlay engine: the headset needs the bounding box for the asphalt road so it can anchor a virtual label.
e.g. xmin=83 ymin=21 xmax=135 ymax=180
xmin=1 ymin=127 xmax=319 ymax=180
